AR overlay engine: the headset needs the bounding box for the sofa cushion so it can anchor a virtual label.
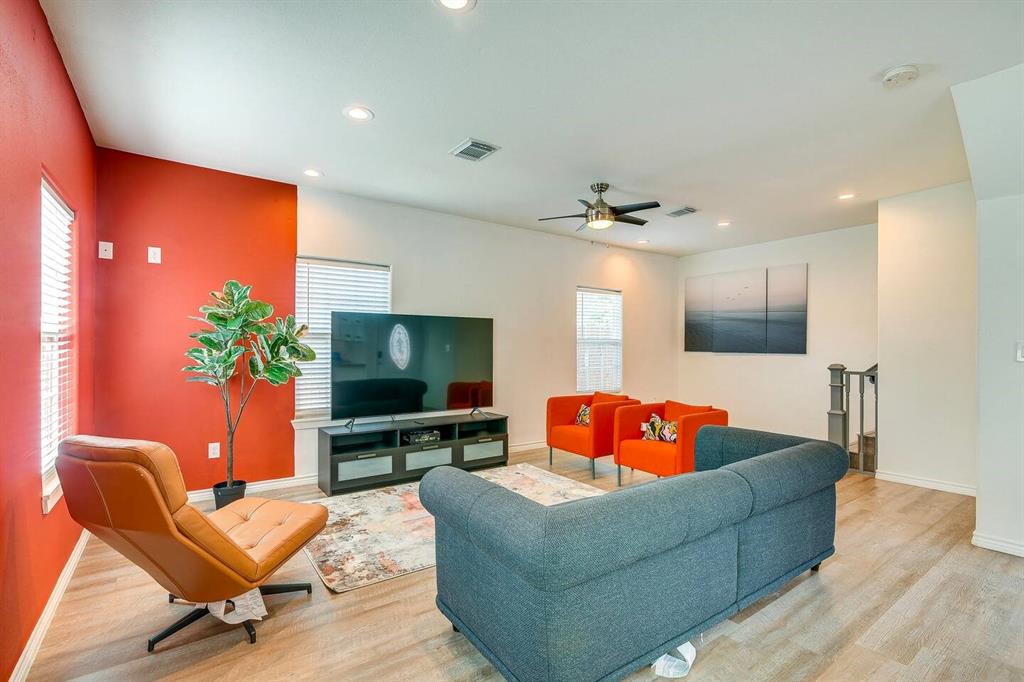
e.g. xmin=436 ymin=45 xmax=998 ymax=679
xmin=550 ymin=424 xmax=592 ymax=456
xmin=619 ymin=439 xmax=678 ymax=476
xmin=665 ymin=400 xmax=713 ymax=420
xmin=694 ymin=425 xmax=810 ymax=471
xmin=593 ymin=391 xmax=627 ymax=404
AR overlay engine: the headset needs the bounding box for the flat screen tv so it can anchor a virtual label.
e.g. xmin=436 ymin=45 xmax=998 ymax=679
xmin=330 ymin=312 xmax=494 ymax=420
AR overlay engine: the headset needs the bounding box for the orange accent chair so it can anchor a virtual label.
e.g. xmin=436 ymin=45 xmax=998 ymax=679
xmin=613 ymin=401 xmax=729 ymax=485
xmin=56 ymin=435 xmax=328 ymax=652
xmin=546 ymin=392 xmax=640 ymax=478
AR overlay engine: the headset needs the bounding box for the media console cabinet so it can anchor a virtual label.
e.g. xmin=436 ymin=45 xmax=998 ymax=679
xmin=317 ymin=412 xmax=509 ymax=495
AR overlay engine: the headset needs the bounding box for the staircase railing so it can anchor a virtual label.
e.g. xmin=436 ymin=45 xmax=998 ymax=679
xmin=828 ymin=363 xmax=878 ymax=474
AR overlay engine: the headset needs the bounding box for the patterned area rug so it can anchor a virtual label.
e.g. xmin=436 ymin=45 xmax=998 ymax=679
xmin=304 ymin=463 xmax=603 ymax=593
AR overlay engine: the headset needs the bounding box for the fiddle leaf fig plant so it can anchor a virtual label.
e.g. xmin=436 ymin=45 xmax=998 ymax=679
xmin=182 ymin=280 xmax=315 ymax=487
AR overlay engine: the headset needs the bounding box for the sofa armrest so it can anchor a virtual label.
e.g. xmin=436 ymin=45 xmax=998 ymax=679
xmin=547 ymin=394 xmax=591 ymax=443
xmin=420 ymin=465 xmax=753 ymax=592
xmin=722 ymin=440 xmax=848 ymax=515
xmin=589 ymin=399 xmax=640 ymax=455
xmin=694 ymin=425 xmax=812 ymax=471
xmin=675 ymin=409 xmax=729 ymax=473
xmin=613 ymin=402 xmax=664 ymax=461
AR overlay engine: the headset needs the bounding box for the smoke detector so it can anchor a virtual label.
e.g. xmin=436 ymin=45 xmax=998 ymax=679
xmin=882 ymin=65 xmax=919 ymax=89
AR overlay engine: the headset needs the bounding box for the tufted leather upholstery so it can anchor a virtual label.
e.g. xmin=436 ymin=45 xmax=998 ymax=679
xmin=57 ymin=435 xmax=327 ymax=603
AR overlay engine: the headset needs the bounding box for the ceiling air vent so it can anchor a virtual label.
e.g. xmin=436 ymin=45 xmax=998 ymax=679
xmin=667 ymin=206 xmax=697 ymax=217
xmin=449 ymin=138 xmax=501 ymax=161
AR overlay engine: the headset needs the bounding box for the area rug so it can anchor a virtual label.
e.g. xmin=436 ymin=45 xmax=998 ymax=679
xmin=303 ymin=463 xmax=604 ymax=593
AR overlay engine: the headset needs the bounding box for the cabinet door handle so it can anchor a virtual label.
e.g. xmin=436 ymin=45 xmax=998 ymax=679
xmin=478 ymin=437 xmax=492 ymax=443
xmin=357 ymin=453 xmax=376 ymax=459
xmin=422 ymin=445 xmax=438 ymax=450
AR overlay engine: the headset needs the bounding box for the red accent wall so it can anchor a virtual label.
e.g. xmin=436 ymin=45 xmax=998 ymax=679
xmin=0 ymin=1 xmax=97 ymax=677
xmin=94 ymin=149 xmax=298 ymax=490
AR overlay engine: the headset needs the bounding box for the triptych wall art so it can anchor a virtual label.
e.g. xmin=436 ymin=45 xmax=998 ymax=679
xmin=684 ymin=263 xmax=807 ymax=354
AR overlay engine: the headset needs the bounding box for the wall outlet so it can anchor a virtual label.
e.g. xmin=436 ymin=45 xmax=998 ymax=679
xmin=98 ymin=241 xmax=113 ymax=259
xmin=147 ymin=246 xmax=162 ymax=264
xmin=208 ymin=442 xmax=220 ymax=459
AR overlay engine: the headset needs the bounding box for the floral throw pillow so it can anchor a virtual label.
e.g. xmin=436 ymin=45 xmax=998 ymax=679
xmin=641 ymin=414 xmax=678 ymax=443
xmin=575 ymin=403 xmax=591 ymax=426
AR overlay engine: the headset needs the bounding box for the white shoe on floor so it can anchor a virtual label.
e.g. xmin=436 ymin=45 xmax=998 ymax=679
xmin=651 ymin=641 xmax=697 ymax=678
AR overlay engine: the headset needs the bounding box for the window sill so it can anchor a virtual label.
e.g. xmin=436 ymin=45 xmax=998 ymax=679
xmin=42 ymin=469 xmax=63 ymax=514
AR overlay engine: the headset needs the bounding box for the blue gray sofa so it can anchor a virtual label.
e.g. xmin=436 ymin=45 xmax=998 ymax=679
xmin=419 ymin=426 xmax=848 ymax=682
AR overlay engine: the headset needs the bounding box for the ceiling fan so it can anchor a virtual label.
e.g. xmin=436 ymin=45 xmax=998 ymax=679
xmin=539 ymin=182 xmax=661 ymax=232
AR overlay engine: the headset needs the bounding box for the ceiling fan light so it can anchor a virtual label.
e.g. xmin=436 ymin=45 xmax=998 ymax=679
xmin=588 ymin=219 xmax=614 ymax=230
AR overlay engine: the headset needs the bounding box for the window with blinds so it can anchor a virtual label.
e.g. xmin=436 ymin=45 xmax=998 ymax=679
xmin=576 ymin=286 xmax=623 ymax=393
xmin=294 ymin=257 xmax=391 ymax=415
xmin=40 ymin=179 xmax=76 ymax=480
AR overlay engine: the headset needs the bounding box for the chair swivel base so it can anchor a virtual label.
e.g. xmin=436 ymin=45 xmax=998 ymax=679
xmin=151 ymin=583 xmax=313 ymax=652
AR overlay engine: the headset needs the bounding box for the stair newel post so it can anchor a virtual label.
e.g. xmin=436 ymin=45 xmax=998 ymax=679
xmin=858 ymin=374 xmax=866 ymax=473
xmin=827 ymin=364 xmax=848 ymax=452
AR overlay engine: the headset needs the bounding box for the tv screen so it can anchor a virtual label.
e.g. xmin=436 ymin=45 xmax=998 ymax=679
xmin=330 ymin=312 xmax=493 ymax=420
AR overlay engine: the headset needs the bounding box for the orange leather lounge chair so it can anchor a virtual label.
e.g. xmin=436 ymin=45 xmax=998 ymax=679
xmin=546 ymin=392 xmax=640 ymax=478
xmin=56 ymin=436 xmax=328 ymax=652
xmin=613 ymin=401 xmax=728 ymax=485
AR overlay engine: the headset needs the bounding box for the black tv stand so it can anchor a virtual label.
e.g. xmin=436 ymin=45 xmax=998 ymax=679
xmin=318 ymin=412 xmax=509 ymax=495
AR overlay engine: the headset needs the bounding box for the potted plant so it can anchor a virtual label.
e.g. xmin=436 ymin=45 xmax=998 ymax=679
xmin=183 ymin=280 xmax=315 ymax=509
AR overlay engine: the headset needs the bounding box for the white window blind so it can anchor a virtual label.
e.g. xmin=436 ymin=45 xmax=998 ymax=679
xmin=40 ymin=179 xmax=76 ymax=478
xmin=576 ymin=286 xmax=623 ymax=393
xmin=295 ymin=257 xmax=391 ymax=415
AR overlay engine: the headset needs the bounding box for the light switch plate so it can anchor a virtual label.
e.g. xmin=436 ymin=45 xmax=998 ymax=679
xmin=98 ymin=241 xmax=113 ymax=259
xmin=208 ymin=442 xmax=220 ymax=459
xmin=147 ymin=246 xmax=161 ymax=264
xmin=1016 ymin=342 xmax=1024 ymax=363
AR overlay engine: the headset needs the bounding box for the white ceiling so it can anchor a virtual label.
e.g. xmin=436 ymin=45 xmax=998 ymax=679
xmin=41 ymin=0 xmax=1024 ymax=256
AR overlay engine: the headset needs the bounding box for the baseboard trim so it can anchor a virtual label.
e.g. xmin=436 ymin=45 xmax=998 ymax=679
xmin=509 ymin=440 xmax=545 ymax=454
xmin=875 ymin=470 xmax=976 ymax=497
xmin=972 ymin=531 xmax=1024 ymax=557
xmin=11 ymin=529 xmax=90 ymax=682
xmin=186 ymin=473 xmax=320 ymax=503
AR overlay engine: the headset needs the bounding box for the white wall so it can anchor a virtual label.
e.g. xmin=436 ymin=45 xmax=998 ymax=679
xmin=293 ymin=187 xmax=679 ymax=475
xmin=877 ymin=181 xmax=977 ymax=495
xmin=677 ymin=224 xmax=878 ymax=440
xmin=953 ymin=64 xmax=1024 ymax=556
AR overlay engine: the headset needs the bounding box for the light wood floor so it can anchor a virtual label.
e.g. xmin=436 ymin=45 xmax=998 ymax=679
xmin=30 ymin=449 xmax=1024 ymax=681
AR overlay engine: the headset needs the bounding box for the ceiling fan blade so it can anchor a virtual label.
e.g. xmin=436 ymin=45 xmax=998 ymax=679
xmin=612 ymin=201 xmax=661 ymax=216
xmin=538 ymin=212 xmax=587 ymax=221
xmin=577 ymin=199 xmax=595 ymax=209
xmin=614 ymin=214 xmax=647 ymax=226
xmin=576 ymin=223 xmax=588 ymax=232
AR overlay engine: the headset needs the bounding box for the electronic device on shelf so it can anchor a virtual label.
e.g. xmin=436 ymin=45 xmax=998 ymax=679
xmin=403 ymin=429 xmax=441 ymax=445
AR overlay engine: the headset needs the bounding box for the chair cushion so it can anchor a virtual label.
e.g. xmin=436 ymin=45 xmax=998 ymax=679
xmin=665 ymin=400 xmax=713 ymax=421
xmin=592 ymin=391 xmax=628 ymax=404
xmin=618 ymin=439 xmax=679 ymax=477
xmin=550 ymin=424 xmax=593 ymax=458
xmin=208 ymin=497 xmax=328 ymax=580
xmin=575 ymin=403 xmax=591 ymax=425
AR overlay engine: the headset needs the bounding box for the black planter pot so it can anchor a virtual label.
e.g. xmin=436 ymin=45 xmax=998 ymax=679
xmin=212 ymin=480 xmax=247 ymax=509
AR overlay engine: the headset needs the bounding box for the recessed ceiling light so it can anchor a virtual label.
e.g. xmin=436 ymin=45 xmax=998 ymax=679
xmin=636 ymin=239 xmax=650 ymax=245
xmin=303 ymin=169 xmax=323 ymax=178
xmin=343 ymin=105 xmax=374 ymax=121
xmin=838 ymin=193 xmax=855 ymax=200
xmin=717 ymin=221 xmax=731 ymax=228
xmin=435 ymin=0 xmax=477 ymax=12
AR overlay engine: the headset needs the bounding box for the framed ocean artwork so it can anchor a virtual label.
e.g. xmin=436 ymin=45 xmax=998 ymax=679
xmin=685 ymin=264 xmax=807 ymax=354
